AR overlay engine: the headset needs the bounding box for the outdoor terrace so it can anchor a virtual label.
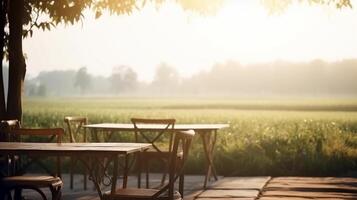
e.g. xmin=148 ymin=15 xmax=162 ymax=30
xmin=20 ymin=173 xmax=357 ymax=200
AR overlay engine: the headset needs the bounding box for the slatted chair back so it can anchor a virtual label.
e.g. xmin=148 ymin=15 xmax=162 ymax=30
xmin=155 ymin=129 xmax=195 ymax=199
xmin=131 ymin=118 xmax=176 ymax=153
xmin=0 ymin=120 xmax=21 ymax=142
xmin=6 ymin=128 xmax=64 ymax=177
xmin=8 ymin=128 xmax=63 ymax=143
xmin=64 ymin=116 xmax=87 ymax=143
xmin=0 ymin=120 xmax=21 ymax=177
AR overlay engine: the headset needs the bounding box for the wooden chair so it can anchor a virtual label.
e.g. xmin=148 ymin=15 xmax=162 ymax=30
xmin=0 ymin=128 xmax=64 ymax=200
xmin=64 ymin=116 xmax=87 ymax=143
xmin=131 ymin=118 xmax=176 ymax=189
xmin=103 ymin=129 xmax=195 ymax=200
xmin=0 ymin=120 xmax=21 ymax=177
xmin=0 ymin=120 xmax=21 ymax=142
xmin=64 ymin=116 xmax=88 ymax=190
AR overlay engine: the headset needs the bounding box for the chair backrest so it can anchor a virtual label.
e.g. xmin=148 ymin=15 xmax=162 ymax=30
xmin=7 ymin=128 xmax=63 ymax=143
xmin=0 ymin=120 xmax=21 ymax=176
xmin=155 ymin=129 xmax=195 ymax=199
xmin=131 ymin=118 xmax=176 ymax=153
xmin=64 ymin=116 xmax=87 ymax=143
xmin=6 ymin=128 xmax=64 ymax=177
xmin=0 ymin=120 xmax=21 ymax=142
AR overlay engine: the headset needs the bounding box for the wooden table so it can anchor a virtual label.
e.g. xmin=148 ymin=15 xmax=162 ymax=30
xmin=0 ymin=142 xmax=151 ymax=200
xmin=84 ymin=123 xmax=229 ymax=188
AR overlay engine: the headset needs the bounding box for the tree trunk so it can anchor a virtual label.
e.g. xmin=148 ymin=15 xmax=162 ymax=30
xmin=0 ymin=0 xmax=7 ymax=120
xmin=7 ymin=0 xmax=25 ymax=121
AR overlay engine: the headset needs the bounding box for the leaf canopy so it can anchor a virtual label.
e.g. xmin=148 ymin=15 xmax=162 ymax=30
xmin=6 ymin=0 xmax=356 ymax=39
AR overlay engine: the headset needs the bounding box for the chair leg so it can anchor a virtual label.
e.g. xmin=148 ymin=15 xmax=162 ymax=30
xmin=145 ymin=160 xmax=149 ymax=189
xmin=5 ymin=191 xmax=12 ymax=200
xmin=137 ymin=154 xmax=142 ymax=188
xmin=0 ymin=188 xmax=9 ymax=200
xmin=3 ymin=186 xmax=49 ymax=200
xmin=31 ymin=187 xmax=48 ymax=200
xmin=0 ymin=190 xmax=3 ymax=200
xmin=70 ymin=157 xmax=74 ymax=189
xmin=179 ymin=174 xmax=184 ymax=198
xmin=50 ymin=185 xmax=62 ymax=200
xmin=71 ymin=156 xmax=88 ymax=190
xmin=160 ymin=159 xmax=168 ymax=186
xmin=56 ymin=157 xmax=62 ymax=180
xmin=13 ymin=188 xmax=21 ymax=200
xmin=83 ymin=167 xmax=87 ymax=190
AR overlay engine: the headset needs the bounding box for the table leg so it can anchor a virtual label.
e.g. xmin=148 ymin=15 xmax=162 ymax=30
xmin=210 ymin=130 xmax=218 ymax=181
xmin=86 ymin=158 xmax=104 ymax=200
xmin=122 ymin=154 xmax=129 ymax=188
xmin=111 ymin=155 xmax=119 ymax=194
xmin=80 ymin=156 xmax=117 ymax=200
xmin=137 ymin=152 xmax=142 ymax=188
xmin=200 ymin=130 xmax=218 ymax=188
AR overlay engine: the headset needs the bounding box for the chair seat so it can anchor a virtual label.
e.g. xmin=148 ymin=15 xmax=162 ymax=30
xmin=103 ymin=188 xmax=182 ymax=200
xmin=0 ymin=175 xmax=63 ymax=188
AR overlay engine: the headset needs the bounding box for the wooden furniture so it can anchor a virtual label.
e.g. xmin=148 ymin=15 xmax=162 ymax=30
xmin=0 ymin=120 xmax=21 ymax=142
xmin=0 ymin=120 xmax=21 ymax=176
xmin=0 ymin=128 xmax=64 ymax=200
xmin=0 ymin=176 xmax=63 ymax=200
xmin=131 ymin=118 xmax=175 ymax=188
xmin=64 ymin=116 xmax=88 ymax=143
xmin=0 ymin=142 xmax=152 ymax=200
xmin=64 ymin=116 xmax=88 ymax=190
xmin=8 ymin=128 xmax=63 ymax=176
xmin=103 ymin=130 xmax=195 ymax=200
xmin=84 ymin=123 xmax=229 ymax=188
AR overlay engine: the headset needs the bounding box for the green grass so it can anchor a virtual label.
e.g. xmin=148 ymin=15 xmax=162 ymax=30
xmin=22 ymin=97 xmax=357 ymax=176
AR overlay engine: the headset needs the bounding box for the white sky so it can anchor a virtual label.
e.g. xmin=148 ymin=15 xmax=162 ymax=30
xmin=23 ymin=0 xmax=357 ymax=81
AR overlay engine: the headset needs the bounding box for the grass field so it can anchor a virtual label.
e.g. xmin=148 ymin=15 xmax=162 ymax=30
xmin=22 ymin=97 xmax=357 ymax=176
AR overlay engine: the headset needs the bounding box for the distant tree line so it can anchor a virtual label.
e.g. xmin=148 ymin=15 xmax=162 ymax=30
xmin=16 ymin=59 xmax=357 ymax=97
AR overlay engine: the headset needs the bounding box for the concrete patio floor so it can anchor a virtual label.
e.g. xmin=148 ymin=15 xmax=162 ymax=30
xmin=18 ymin=174 xmax=357 ymax=200
xmin=21 ymin=173 xmax=216 ymax=199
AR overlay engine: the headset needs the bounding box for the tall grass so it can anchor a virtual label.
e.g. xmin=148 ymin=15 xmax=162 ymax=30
xmin=23 ymin=97 xmax=357 ymax=176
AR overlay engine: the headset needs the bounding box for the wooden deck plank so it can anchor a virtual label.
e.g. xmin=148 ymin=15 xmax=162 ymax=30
xmin=199 ymin=189 xmax=260 ymax=198
xmin=196 ymin=198 xmax=255 ymax=200
xmin=269 ymin=177 xmax=357 ymax=183
xmin=193 ymin=177 xmax=270 ymax=199
xmin=260 ymin=177 xmax=357 ymax=200
xmin=208 ymin=176 xmax=271 ymax=190
xmin=259 ymin=197 xmax=357 ymax=200
xmin=263 ymin=190 xmax=357 ymax=198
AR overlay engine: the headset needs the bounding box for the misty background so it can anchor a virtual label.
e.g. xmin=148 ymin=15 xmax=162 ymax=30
xmin=4 ymin=59 xmax=357 ymax=97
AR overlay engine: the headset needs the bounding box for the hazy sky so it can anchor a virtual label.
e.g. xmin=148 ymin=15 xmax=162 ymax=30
xmin=23 ymin=0 xmax=357 ymax=81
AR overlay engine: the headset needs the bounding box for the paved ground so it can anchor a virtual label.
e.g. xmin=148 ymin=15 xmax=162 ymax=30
xmin=193 ymin=176 xmax=357 ymax=200
xmin=15 ymin=175 xmax=357 ymax=200
xmin=21 ymin=173 xmax=215 ymax=199
xmin=193 ymin=176 xmax=271 ymax=200
xmin=259 ymin=177 xmax=357 ymax=200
